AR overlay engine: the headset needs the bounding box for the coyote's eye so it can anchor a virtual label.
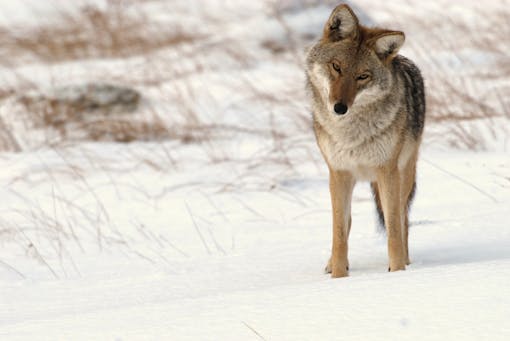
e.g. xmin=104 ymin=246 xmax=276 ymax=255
xmin=357 ymin=73 xmax=371 ymax=81
xmin=332 ymin=62 xmax=341 ymax=74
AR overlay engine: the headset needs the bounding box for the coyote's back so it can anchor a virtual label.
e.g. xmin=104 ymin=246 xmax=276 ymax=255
xmin=304 ymin=4 xmax=425 ymax=278
xmin=392 ymin=56 xmax=425 ymax=139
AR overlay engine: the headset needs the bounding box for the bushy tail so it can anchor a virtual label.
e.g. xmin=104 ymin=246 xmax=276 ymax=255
xmin=371 ymin=182 xmax=385 ymax=231
xmin=371 ymin=181 xmax=416 ymax=231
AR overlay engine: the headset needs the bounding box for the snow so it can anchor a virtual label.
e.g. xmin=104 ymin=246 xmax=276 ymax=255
xmin=1 ymin=0 xmax=509 ymax=340
xmin=4 ymin=262 xmax=510 ymax=340
xmin=1 ymin=146 xmax=508 ymax=340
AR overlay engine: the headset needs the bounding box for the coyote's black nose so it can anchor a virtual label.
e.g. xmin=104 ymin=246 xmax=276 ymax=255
xmin=334 ymin=102 xmax=348 ymax=115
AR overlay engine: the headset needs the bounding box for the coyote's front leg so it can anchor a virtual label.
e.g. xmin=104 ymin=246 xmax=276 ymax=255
xmin=377 ymin=163 xmax=406 ymax=272
xmin=327 ymin=168 xmax=355 ymax=278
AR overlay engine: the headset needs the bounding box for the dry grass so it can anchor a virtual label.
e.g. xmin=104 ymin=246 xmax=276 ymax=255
xmin=1 ymin=1 xmax=507 ymax=152
xmin=0 ymin=0 xmax=200 ymax=64
xmin=378 ymin=3 xmax=510 ymax=149
xmin=14 ymin=85 xmax=172 ymax=144
xmin=0 ymin=0 xmax=291 ymax=152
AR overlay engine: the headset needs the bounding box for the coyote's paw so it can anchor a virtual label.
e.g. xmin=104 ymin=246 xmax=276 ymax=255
xmin=325 ymin=257 xmax=349 ymax=278
xmin=324 ymin=258 xmax=332 ymax=274
xmin=388 ymin=262 xmax=406 ymax=272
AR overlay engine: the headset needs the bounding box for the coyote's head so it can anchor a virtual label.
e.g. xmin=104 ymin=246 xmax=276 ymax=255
xmin=306 ymin=4 xmax=404 ymax=116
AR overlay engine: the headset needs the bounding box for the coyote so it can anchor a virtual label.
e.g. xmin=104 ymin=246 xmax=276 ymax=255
xmin=305 ymin=4 xmax=425 ymax=277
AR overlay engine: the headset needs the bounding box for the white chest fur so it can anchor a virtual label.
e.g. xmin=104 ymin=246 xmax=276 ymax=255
xmin=314 ymin=108 xmax=402 ymax=180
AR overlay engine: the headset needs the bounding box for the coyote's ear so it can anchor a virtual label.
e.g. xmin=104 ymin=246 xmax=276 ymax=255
xmin=323 ymin=4 xmax=359 ymax=42
xmin=373 ymin=31 xmax=405 ymax=61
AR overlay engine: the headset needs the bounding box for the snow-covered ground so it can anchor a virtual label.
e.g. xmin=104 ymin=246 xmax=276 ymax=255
xmin=1 ymin=147 xmax=509 ymax=340
xmin=0 ymin=1 xmax=509 ymax=340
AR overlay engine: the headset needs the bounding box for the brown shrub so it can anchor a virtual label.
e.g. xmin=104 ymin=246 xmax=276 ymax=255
xmin=0 ymin=0 xmax=201 ymax=63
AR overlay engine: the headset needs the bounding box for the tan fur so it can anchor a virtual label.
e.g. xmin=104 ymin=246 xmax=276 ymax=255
xmin=306 ymin=4 xmax=425 ymax=277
